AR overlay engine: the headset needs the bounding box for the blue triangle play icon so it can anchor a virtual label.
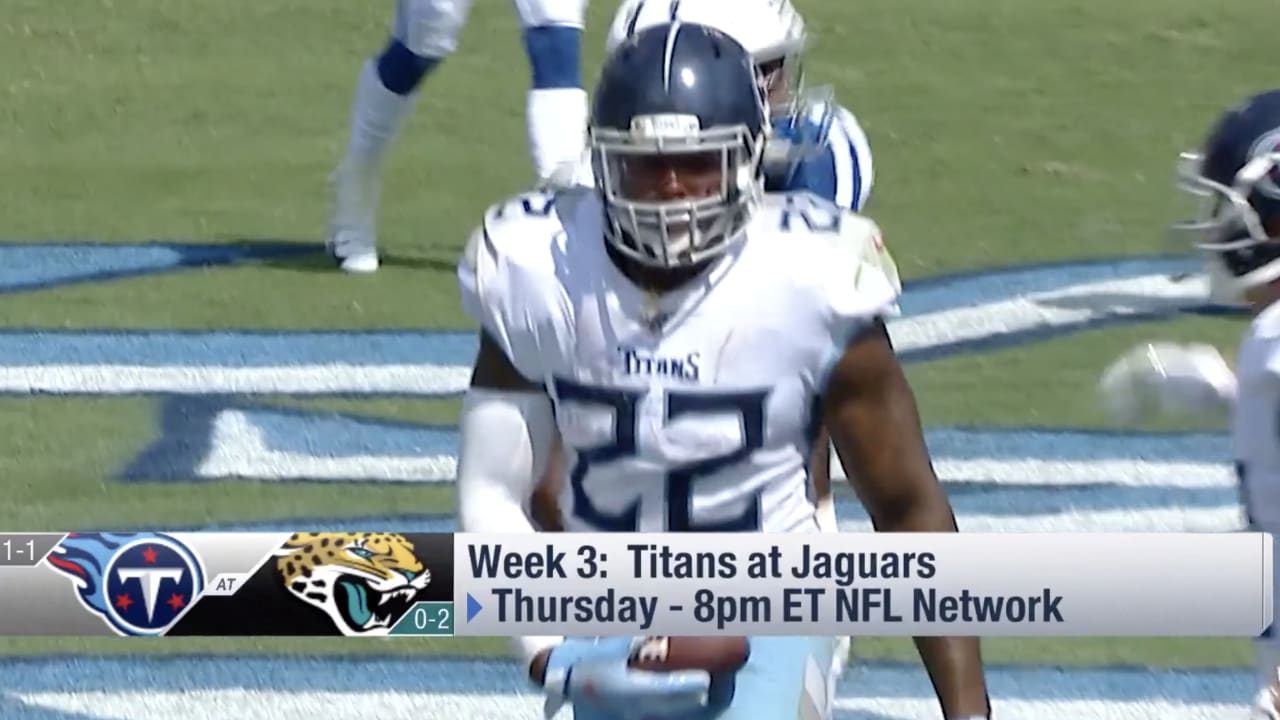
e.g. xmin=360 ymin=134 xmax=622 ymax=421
xmin=467 ymin=593 xmax=483 ymax=622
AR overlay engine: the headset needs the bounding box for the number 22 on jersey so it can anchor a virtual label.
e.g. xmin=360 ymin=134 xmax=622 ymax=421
xmin=553 ymin=376 xmax=770 ymax=533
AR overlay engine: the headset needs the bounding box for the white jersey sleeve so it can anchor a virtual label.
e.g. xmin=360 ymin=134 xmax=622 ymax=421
xmin=457 ymin=191 xmax=567 ymax=383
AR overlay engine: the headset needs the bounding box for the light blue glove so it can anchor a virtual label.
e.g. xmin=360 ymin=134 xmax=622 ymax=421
xmin=540 ymin=637 xmax=712 ymax=720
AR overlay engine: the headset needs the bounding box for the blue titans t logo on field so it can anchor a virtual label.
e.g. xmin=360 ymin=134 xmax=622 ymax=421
xmin=46 ymin=532 xmax=206 ymax=636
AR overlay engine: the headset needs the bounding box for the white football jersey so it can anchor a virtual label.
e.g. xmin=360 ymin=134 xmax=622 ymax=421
xmin=1235 ymin=301 xmax=1280 ymax=531
xmin=458 ymin=189 xmax=901 ymax=533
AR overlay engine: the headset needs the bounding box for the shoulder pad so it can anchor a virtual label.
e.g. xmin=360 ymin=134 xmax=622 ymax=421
xmin=764 ymin=192 xmax=901 ymax=295
xmin=772 ymin=191 xmax=843 ymax=233
xmin=840 ymin=212 xmax=900 ymax=296
xmin=483 ymin=190 xmax=563 ymax=240
xmin=461 ymin=190 xmax=568 ymax=275
xmin=487 ymin=189 xmax=559 ymax=224
xmin=458 ymin=190 xmax=575 ymax=384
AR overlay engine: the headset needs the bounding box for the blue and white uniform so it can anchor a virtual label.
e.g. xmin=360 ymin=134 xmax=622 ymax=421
xmin=327 ymin=0 xmax=590 ymax=272
xmin=767 ymin=100 xmax=875 ymax=212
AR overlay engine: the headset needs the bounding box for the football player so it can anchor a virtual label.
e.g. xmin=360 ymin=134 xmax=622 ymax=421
xmin=1098 ymin=88 xmax=1280 ymax=720
xmin=326 ymin=0 xmax=590 ymax=273
xmin=455 ymin=21 xmax=990 ymax=720
xmin=537 ymin=0 xmax=879 ymax=540
xmin=603 ymin=1 xmax=875 ymax=677
xmin=603 ymin=0 xmax=874 ymax=525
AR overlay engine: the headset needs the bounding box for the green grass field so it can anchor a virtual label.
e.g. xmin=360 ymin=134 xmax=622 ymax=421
xmin=1 ymin=0 xmax=1275 ymax=714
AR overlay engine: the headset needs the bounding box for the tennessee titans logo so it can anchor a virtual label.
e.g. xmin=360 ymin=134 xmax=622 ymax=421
xmin=45 ymin=532 xmax=206 ymax=636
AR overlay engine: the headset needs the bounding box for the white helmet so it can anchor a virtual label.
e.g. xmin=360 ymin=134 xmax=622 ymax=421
xmin=605 ymin=0 xmax=819 ymax=171
xmin=608 ymin=0 xmax=805 ymax=63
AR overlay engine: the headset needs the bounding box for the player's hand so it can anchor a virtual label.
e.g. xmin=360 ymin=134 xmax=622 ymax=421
xmin=539 ymin=637 xmax=712 ymax=720
xmin=1098 ymin=342 xmax=1236 ymax=424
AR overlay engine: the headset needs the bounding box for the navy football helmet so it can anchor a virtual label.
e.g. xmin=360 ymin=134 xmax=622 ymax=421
xmin=603 ymin=0 xmax=818 ymax=179
xmin=1175 ymin=89 xmax=1280 ymax=299
xmin=590 ymin=21 xmax=769 ymax=269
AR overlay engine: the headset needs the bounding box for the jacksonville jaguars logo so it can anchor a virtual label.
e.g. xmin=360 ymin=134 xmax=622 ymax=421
xmin=1246 ymin=126 xmax=1280 ymax=200
xmin=45 ymin=532 xmax=206 ymax=636
xmin=273 ymin=532 xmax=430 ymax=637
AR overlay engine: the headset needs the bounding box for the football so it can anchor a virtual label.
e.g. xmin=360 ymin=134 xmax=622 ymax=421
xmin=627 ymin=636 xmax=750 ymax=674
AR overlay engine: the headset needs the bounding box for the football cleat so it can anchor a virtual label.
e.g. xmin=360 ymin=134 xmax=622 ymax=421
xmin=326 ymin=227 xmax=379 ymax=274
xmin=327 ymin=162 xmax=380 ymax=274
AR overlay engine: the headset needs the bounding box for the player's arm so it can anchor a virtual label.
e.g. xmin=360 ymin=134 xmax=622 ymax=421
xmin=456 ymin=215 xmax=566 ymax=680
xmin=457 ymin=330 xmax=553 ymax=535
xmin=455 ymin=216 xmax=556 ymax=538
xmin=456 ymin=331 xmax=566 ymax=682
xmin=822 ymin=319 xmax=991 ymax=719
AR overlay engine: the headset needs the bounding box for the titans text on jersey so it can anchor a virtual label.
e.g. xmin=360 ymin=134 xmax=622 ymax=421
xmin=458 ymin=188 xmax=901 ymax=534
xmin=619 ymin=345 xmax=702 ymax=381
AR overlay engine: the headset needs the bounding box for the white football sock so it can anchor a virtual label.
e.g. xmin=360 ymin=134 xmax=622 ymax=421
xmin=341 ymin=58 xmax=416 ymax=176
xmin=526 ymin=87 xmax=587 ymax=183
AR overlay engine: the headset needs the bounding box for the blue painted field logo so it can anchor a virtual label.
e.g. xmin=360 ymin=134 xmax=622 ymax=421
xmin=1 ymin=243 xmax=1246 ymax=533
xmin=0 ymin=242 xmax=311 ymax=295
